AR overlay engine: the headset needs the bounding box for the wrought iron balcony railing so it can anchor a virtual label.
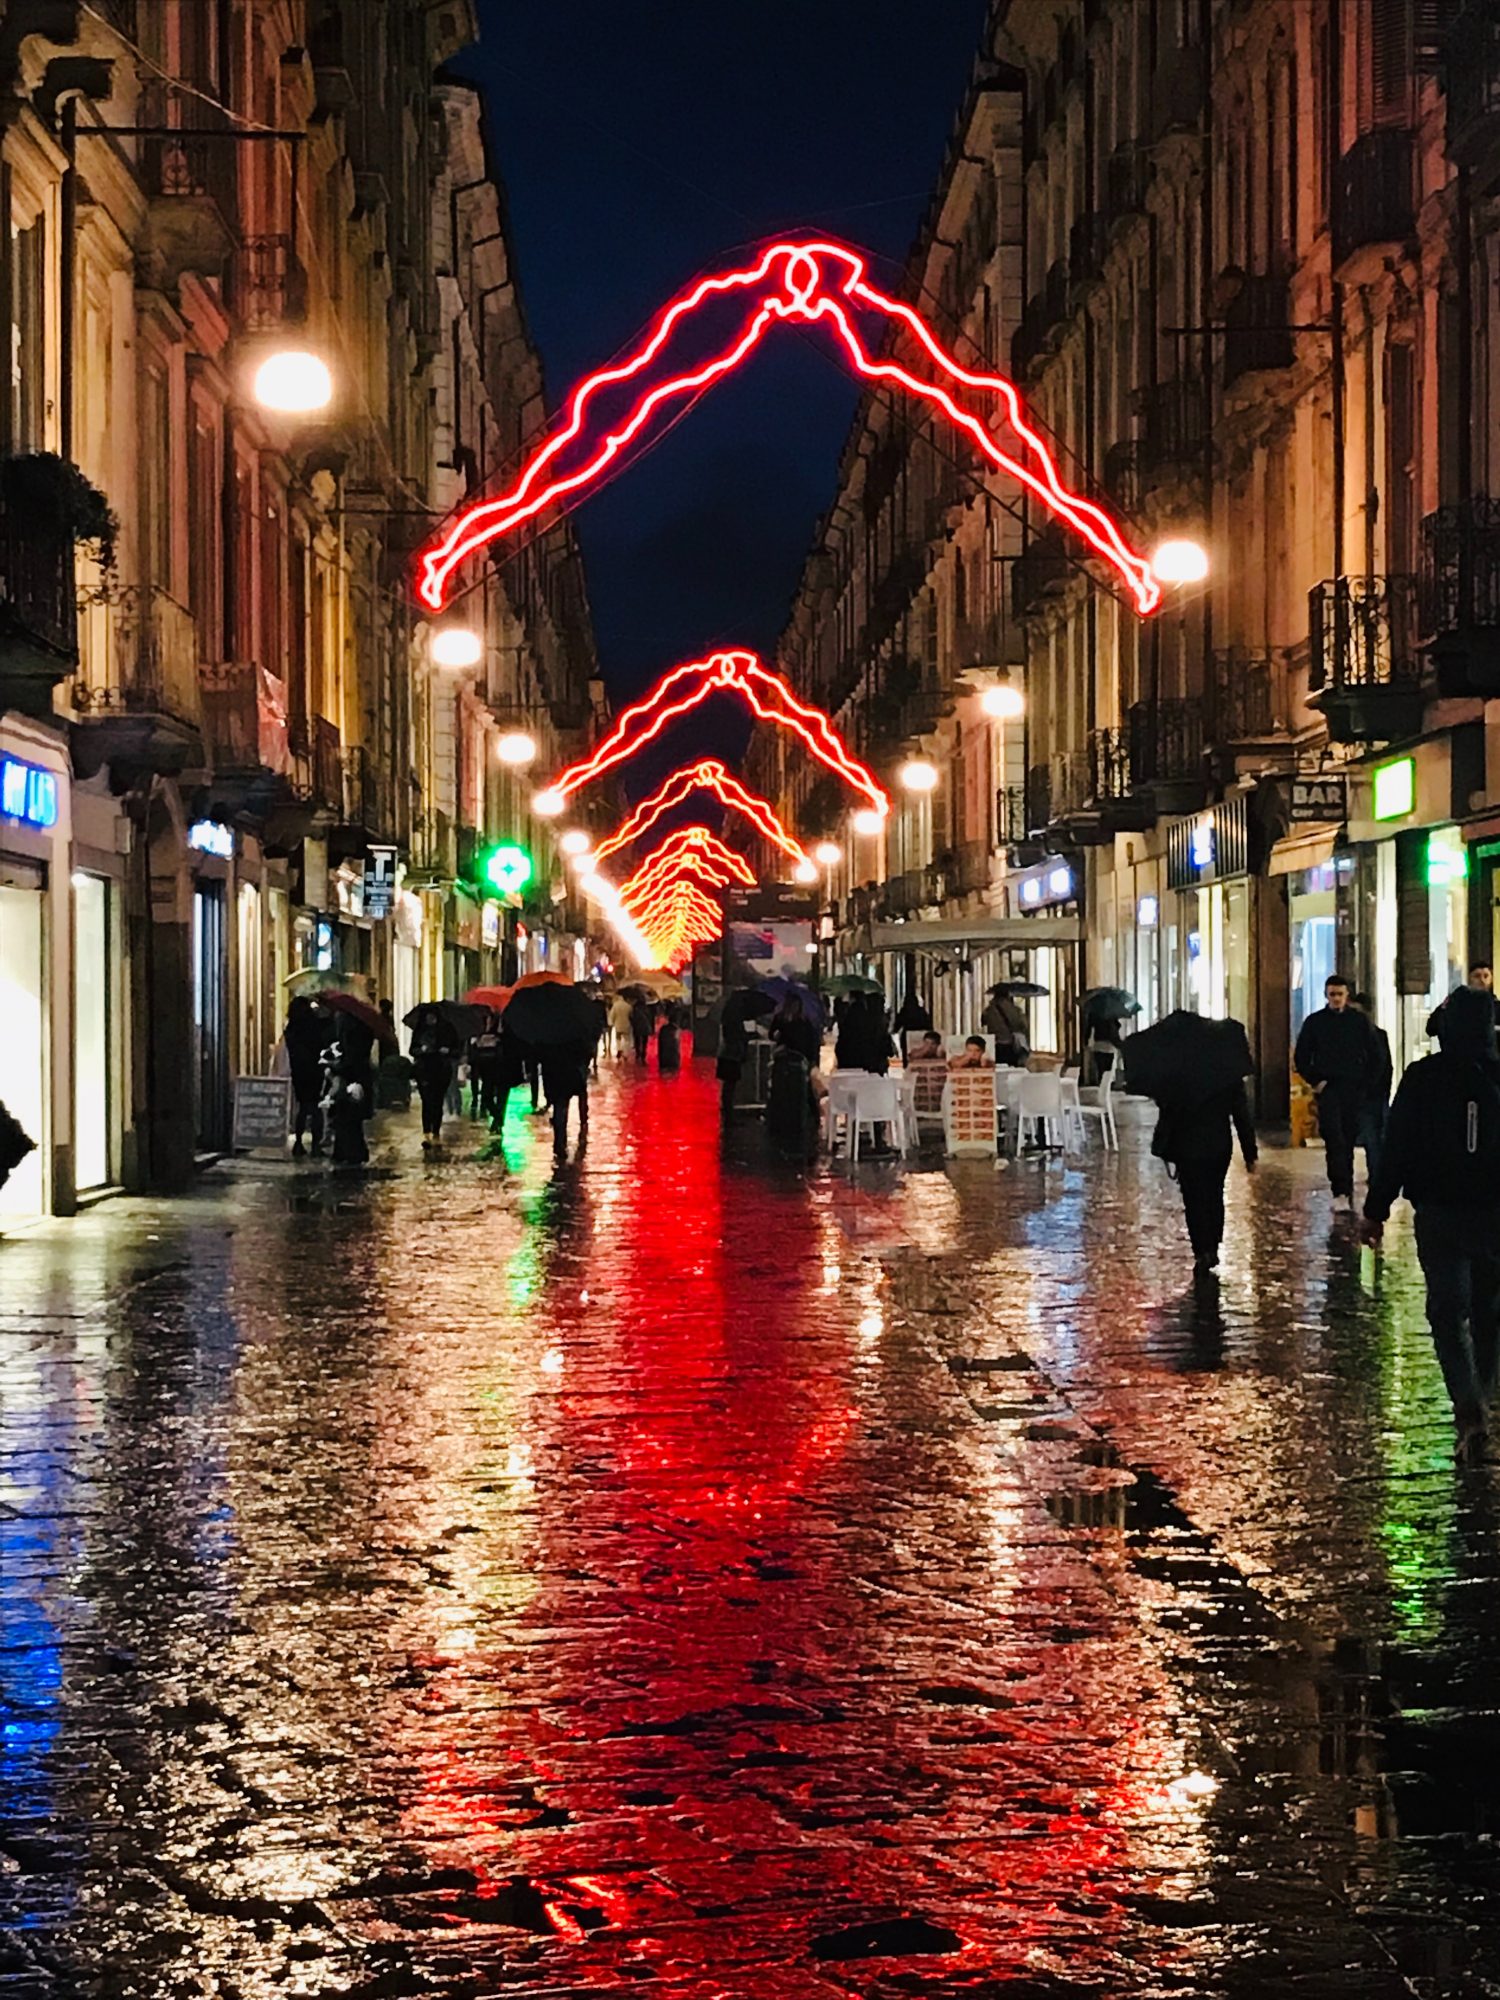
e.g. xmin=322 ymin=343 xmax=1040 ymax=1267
xmin=1333 ymin=128 xmax=1415 ymax=271
xmin=1308 ymin=576 xmax=1423 ymax=693
xmin=1445 ymin=4 xmax=1500 ymax=174
xmin=1128 ymin=696 xmax=1205 ymax=785
xmin=73 ymin=583 xmax=200 ymax=727
xmin=200 ymin=662 xmax=290 ymax=776
xmin=0 ymin=481 xmax=78 ymax=667
xmin=1222 ymin=271 xmax=1295 ymax=388
xmin=1208 ymin=650 xmax=1277 ymax=742
xmin=1419 ymin=497 xmax=1500 ymax=641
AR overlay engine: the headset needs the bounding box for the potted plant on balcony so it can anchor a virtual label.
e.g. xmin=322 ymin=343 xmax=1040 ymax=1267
xmin=1 ymin=453 xmax=117 ymax=571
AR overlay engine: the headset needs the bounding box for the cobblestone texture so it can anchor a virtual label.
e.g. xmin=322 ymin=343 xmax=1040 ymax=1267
xmin=2 ymin=1060 xmax=1498 ymax=1998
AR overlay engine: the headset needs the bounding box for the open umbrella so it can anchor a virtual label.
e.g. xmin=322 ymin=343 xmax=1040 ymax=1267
xmin=405 ymin=999 xmax=483 ymax=1041
xmin=626 ymin=971 xmax=687 ymax=1000
xmin=502 ymin=980 xmax=603 ymax=1050
xmin=992 ymin=979 xmax=1048 ymax=998
xmin=463 ymin=984 xmax=513 ymax=1012
xmin=1083 ymin=986 xmax=1141 ymax=1022
xmin=1121 ymin=1010 xmax=1252 ymax=1107
xmin=513 ymin=970 xmax=571 ymax=991
xmin=821 ymin=973 xmax=884 ymax=997
xmin=757 ymin=976 xmax=825 ymax=1026
xmin=323 ymin=989 xmax=398 ymax=1049
xmin=282 ymin=966 xmax=351 ymax=994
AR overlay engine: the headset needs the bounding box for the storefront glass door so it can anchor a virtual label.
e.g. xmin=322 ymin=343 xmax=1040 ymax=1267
xmin=72 ymin=873 xmax=111 ymax=1192
xmin=0 ymin=881 xmax=46 ymax=1217
xmin=193 ymin=883 xmax=230 ymax=1151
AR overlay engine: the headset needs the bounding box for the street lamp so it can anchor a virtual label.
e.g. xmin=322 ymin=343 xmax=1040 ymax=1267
xmin=851 ymin=807 xmax=884 ymax=836
xmin=496 ymin=730 xmax=538 ymax=767
xmin=559 ymin=829 xmax=592 ymax=856
xmin=898 ymin=757 xmax=939 ymax=793
xmin=980 ymin=681 xmax=1026 ymax=721
xmin=793 ymin=859 xmax=819 ymax=885
xmin=1149 ymin=537 xmax=1210 ymax=587
xmin=532 ymin=788 xmax=565 ymax=817
xmin=813 ymin=840 xmax=842 ymax=866
xmin=429 ymin=625 xmax=484 ymax=669
xmin=252 ymin=348 xmax=334 ymax=415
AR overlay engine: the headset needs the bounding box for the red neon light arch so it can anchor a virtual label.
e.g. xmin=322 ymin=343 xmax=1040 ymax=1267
xmin=593 ymin=757 xmax=813 ymax=870
xmin=416 ymin=239 xmax=1160 ymax=616
xmin=618 ymin=827 xmax=756 ymax=901
xmin=540 ymin=651 xmax=888 ymax=822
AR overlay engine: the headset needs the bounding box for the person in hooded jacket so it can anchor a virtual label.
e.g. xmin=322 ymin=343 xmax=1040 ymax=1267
xmin=1363 ymin=986 xmax=1500 ymax=1463
xmin=409 ymin=1004 xmax=464 ymax=1148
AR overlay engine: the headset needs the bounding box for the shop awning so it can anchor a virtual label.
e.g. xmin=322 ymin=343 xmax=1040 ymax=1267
xmin=868 ymin=914 xmax=1082 ymax=951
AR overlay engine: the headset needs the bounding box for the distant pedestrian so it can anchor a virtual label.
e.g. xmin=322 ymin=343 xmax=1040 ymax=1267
xmin=283 ymin=996 xmax=334 ymax=1156
xmin=835 ymin=991 xmax=893 ymax=1075
xmin=630 ymin=997 xmax=655 ymax=1065
xmin=1152 ymin=1071 xmax=1258 ymax=1279
xmin=541 ymin=1037 xmax=592 ymax=1154
xmin=1294 ymin=974 xmax=1379 ymax=1212
xmin=1350 ymin=992 xmax=1393 ymax=1187
xmin=409 ymin=1003 xmax=463 ymax=1149
xmin=895 ymin=989 xmax=933 ymax=1034
xmin=982 ymin=988 xmax=1030 ymax=1067
xmin=609 ymin=991 xmax=633 ymax=1059
xmin=466 ymin=1011 xmax=506 ymax=1126
xmin=1363 ymin=987 xmax=1500 ymax=1463
xmin=658 ymin=1002 xmax=682 ymax=1074
xmin=321 ymin=1037 xmax=370 ymax=1166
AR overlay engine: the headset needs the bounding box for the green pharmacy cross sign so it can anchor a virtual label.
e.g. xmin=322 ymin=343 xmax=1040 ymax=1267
xmin=482 ymin=842 xmax=534 ymax=896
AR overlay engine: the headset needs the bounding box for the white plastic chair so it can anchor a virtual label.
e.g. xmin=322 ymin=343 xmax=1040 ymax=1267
xmin=993 ymin=1066 xmax=1026 ymax=1152
xmin=890 ymin=1070 xmax=921 ymax=1151
xmin=1015 ymin=1070 xmax=1067 ymax=1151
xmin=1072 ymin=1066 xmax=1119 ymax=1149
xmin=830 ymin=1074 xmax=902 ymax=1162
xmin=825 ymin=1069 xmax=867 ymax=1156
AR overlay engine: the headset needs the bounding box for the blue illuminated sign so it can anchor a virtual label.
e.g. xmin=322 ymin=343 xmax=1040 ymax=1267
xmin=0 ymin=756 xmax=59 ymax=831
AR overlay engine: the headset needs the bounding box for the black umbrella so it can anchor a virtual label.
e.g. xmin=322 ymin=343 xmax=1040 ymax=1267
xmin=1083 ymin=986 xmax=1141 ymax=1023
xmin=991 ymin=979 xmax=1048 ymax=999
xmin=502 ymin=981 xmax=602 ymax=1050
xmin=405 ymin=999 xmax=484 ymax=1041
xmin=1122 ymin=1010 xmax=1252 ymax=1106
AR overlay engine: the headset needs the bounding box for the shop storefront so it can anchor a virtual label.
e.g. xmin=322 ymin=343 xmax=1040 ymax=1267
xmin=1 ymin=724 xmax=72 ymax=1218
xmin=1164 ymin=796 xmax=1253 ymax=1026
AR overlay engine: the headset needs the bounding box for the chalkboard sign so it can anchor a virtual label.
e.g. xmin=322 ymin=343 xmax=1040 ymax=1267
xmin=233 ymin=1076 xmax=292 ymax=1150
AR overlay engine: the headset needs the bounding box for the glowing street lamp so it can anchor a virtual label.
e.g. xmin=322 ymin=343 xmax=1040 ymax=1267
xmin=852 ymin=807 xmax=884 ymax=837
xmin=793 ymin=859 xmax=819 ymax=885
xmin=559 ymin=829 xmax=592 ymax=855
xmin=898 ymin=757 xmax=939 ymax=793
xmin=496 ymin=730 xmax=538 ymax=767
xmin=429 ymin=625 xmax=484 ymax=669
xmin=1149 ymin=537 xmax=1210 ymax=587
xmin=813 ymin=840 xmax=842 ymax=866
xmin=252 ymin=348 xmax=334 ymax=415
xmin=532 ymin=788 xmax=565 ymax=817
xmin=980 ymin=681 xmax=1025 ymax=721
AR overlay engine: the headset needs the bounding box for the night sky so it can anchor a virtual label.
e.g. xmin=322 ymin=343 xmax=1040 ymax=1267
xmin=456 ymin=1 xmax=988 ymax=711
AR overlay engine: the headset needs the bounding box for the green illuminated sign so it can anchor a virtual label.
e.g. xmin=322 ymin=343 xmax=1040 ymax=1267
xmin=1426 ymin=828 xmax=1467 ymax=888
xmin=1372 ymin=757 xmax=1415 ymax=822
xmin=482 ymin=842 xmax=534 ymax=896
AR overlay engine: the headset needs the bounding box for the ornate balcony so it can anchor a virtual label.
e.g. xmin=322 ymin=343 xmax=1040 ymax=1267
xmin=1091 ymin=725 xmax=1155 ymax=834
xmin=1419 ymin=497 xmax=1500 ymax=695
xmin=1208 ymin=649 xmax=1278 ymax=744
xmin=138 ymin=84 xmax=238 ymax=288
xmin=71 ymin=584 xmax=201 ymax=779
xmin=1308 ymin=576 xmax=1427 ymax=742
xmin=1333 ymin=128 xmax=1415 ymax=276
xmin=229 ymin=235 xmax=307 ymax=333
xmin=200 ymin=661 xmax=292 ymax=815
xmin=1128 ymin=696 xmax=1208 ymax=813
xmin=0 ymin=475 xmax=79 ymax=716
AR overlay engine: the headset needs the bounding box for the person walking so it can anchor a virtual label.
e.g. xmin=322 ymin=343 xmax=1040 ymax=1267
xmin=1294 ymin=973 xmax=1378 ymax=1211
xmin=608 ymin=991 xmax=633 ymax=1059
xmin=1351 ymin=992 xmax=1393 ymax=1188
xmin=408 ymin=1003 xmax=463 ymax=1149
xmin=541 ymin=1036 xmax=593 ymax=1155
xmin=658 ymin=1000 xmax=683 ymax=1074
xmin=283 ymin=996 xmax=333 ymax=1156
xmin=466 ymin=1011 xmax=507 ymax=1127
xmin=981 ymin=987 xmax=1031 ymax=1067
xmin=1362 ymin=987 xmax=1500 ymax=1463
xmin=1151 ymin=1069 xmax=1258 ymax=1278
xmin=630 ymin=996 xmax=655 ymax=1066
xmin=1426 ymin=961 xmax=1497 ymax=1042
xmin=895 ymin=989 xmax=933 ymax=1035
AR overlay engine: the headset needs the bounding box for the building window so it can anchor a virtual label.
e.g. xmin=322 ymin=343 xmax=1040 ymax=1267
xmin=9 ymin=213 xmax=45 ymax=451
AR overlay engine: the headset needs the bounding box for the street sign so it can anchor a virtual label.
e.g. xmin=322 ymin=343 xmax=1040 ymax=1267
xmin=1290 ymin=776 xmax=1348 ymax=824
xmin=364 ymin=844 xmax=397 ymax=918
xmin=232 ymin=1076 xmax=292 ymax=1151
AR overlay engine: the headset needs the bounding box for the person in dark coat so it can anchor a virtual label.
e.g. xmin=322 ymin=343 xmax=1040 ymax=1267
xmin=981 ymin=989 xmax=1030 ymax=1067
xmin=1351 ymin=992 xmax=1393 ymax=1187
xmin=1426 ymin=962 xmax=1497 ymax=1043
xmin=1152 ymin=1068 xmax=1258 ymax=1277
xmin=630 ymin=997 xmax=655 ymax=1065
xmin=466 ymin=1011 xmax=507 ymax=1127
xmin=408 ymin=1004 xmax=464 ymax=1148
xmin=284 ymin=996 xmax=334 ymax=1155
xmin=895 ymin=989 xmax=933 ymax=1034
xmin=320 ymin=1034 xmax=371 ymax=1166
xmin=541 ymin=1036 xmax=593 ymax=1154
xmin=657 ymin=1000 xmax=683 ymax=1074
xmin=1363 ymin=987 xmax=1500 ymax=1463
xmin=835 ymin=991 xmax=893 ymax=1074
xmin=1294 ymin=973 xmax=1378 ymax=1211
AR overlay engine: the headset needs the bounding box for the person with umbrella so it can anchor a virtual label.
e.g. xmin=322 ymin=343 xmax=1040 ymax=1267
xmin=503 ymin=981 xmax=604 ymax=1155
xmin=1081 ymin=987 xmax=1139 ymax=1086
xmin=608 ymin=990 xmax=634 ymax=1059
xmin=895 ymin=988 xmax=933 ymax=1035
xmin=283 ymin=995 xmax=334 ymax=1156
xmin=466 ymin=1010 xmax=508 ymax=1127
xmin=982 ymin=984 xmax=1033 ymax=1067
xmin=629 ymin=993 xmax=655 ymax=1065
xmin=1362 ymin=987 xmax=1500 ymax=1464
xmin=1124 ymin=1011 xmax=1258 ymax=1279
xmin=317 ymin=990 xmax=389 ymax=1165
xmin=408 ymin=1002 xmax=465 ymax=1149
xmin=717 ymin=988 xmax=773 ymax=1117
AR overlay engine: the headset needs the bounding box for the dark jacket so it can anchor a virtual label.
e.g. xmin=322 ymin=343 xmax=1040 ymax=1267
xmin=1426 ymin=987 xmax=1498 ymax=1043
xmin=1294 ymin=1006 xmax=1376 ymax=1089
xmin=835 ymin=1010 xmax=893 ymax=1074
xmin=1151 ymin=1082 xmax=1258 ymax=1167
xmin=409 ymin=1014 xmax=462 ymax=1077
xmin=1365 ymin=1022 xmax=1393 ymax=1110
xmin=1364 ymin=1049 xmax=1500 ymax=1220
xmin=772 ymin=1014 xmax=821 ymax=1066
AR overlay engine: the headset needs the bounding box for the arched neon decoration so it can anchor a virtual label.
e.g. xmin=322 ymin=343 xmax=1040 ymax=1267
xmin=618 ymin=827 xmax=756 ymax=901
xmin=416 ymin=239 xmax=1160 ymax=616
xmin=541 ymin=651 xmax=887 ymax=822
xmin=593 ymin=758 xmax=812 ymax=870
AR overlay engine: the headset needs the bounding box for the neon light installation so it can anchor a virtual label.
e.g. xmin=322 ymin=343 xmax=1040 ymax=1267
xmin=593 ymin=757 xmax=813 ymax=871
xmin=416 ymin=240 xmax=1160 ymax=616
xmin=535 ymin=650 xmax=888 ymax=823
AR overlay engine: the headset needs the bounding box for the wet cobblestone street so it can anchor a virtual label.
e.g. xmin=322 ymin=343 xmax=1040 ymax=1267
xmin=3 ymin=1059 xmax=1498 ymax=1999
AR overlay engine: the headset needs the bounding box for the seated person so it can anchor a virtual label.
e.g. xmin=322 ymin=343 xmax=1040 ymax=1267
xmin=907 ymin=1030 xmax=946 ymax=1065
xmin=949 ymin=1035 xmax=994 ymax=1070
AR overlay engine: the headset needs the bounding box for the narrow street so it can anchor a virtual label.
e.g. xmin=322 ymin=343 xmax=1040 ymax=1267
xmin=3 ymin=1062 xmax=1497 ymax=1999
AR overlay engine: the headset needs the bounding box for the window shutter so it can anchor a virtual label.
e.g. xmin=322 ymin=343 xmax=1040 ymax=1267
xmin=1396 ymin=828 xmax=1432 ymax=995
xmin=1372 ymin=0 xmax=1412 ymax=121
